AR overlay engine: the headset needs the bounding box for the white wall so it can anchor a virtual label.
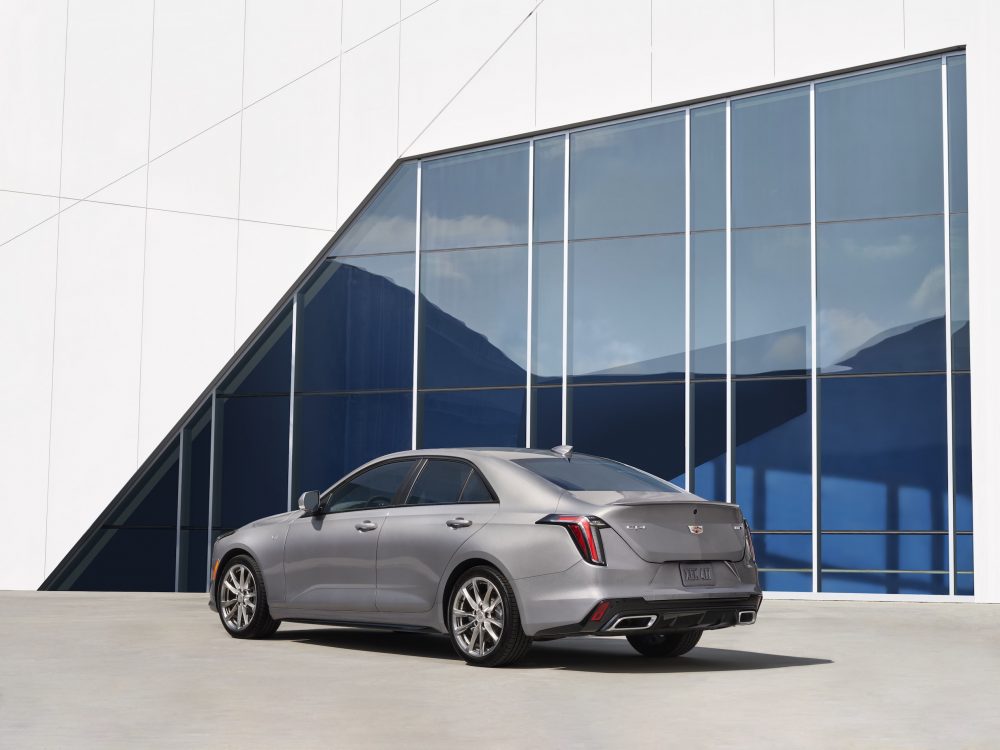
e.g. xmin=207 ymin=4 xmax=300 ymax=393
xmin=0 ymin=0 xmax=994 ymax=599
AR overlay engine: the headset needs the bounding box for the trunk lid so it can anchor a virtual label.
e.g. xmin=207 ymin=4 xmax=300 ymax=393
xmin=581 ymin=492 xmax=747 ymax=563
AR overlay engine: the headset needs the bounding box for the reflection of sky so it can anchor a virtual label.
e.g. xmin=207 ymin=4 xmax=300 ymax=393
xmin=334 ymin=163 xmax=416 ymax=254
xmin=420 ymin=247 xmax=528 ymax=370
xmin=818 ymin=215 xmax=945 ymax=370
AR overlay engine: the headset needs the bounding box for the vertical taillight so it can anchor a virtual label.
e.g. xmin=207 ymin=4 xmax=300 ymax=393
xmin=743 ymin=520 xmax=756 ymax=563
xmin=537 ymin=514 xmax=608 ymax=565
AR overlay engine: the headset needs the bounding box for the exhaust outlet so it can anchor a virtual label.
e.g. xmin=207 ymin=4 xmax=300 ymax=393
xmin=737 ymin=610 xmax=756 ymax=625
xmin=607 ymin=614 xmax=657 ymax=631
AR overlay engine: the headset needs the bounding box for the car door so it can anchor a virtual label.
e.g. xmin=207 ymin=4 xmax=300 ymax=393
xmin=283 ymin=459 xmax=419 ymax=614
xmin=376 ymin=458 xmax=499 ymax=613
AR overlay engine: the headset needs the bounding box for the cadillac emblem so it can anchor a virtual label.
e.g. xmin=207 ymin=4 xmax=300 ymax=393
xmin=688 ymin=524 xmax=704 ymax=535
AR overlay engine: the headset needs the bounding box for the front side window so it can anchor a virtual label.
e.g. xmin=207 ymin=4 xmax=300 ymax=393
xmin=513 ymin=456 xmax=679 ymax=493
xmin=325 ymin=460 xmax=417 ymax=513
xmin=405 ymin=460 xmax=494 ymax=506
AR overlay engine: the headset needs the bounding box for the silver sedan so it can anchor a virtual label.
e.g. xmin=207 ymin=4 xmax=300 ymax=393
xmin=209 ymin=446 xmax=761 ymax=667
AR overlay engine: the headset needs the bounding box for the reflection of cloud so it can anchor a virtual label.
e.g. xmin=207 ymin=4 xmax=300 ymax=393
xmin=840 ymin=230 xmax=916 ymax=260
xmin=819 ymin=308 xmax=881 ymax=368
xmin=762 ymin=331 xmax=806 ymax=370
xmin=422 ymin=213 xmax=523 ymax=248
xmin=908 ymin=265 xmax=945 ymax=317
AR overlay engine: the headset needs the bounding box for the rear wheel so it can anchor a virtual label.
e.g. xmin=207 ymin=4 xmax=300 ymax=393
xmin=627 ymin=630 xmax=702 ymax=658
xmin=217 ymin=554 xmax=280 ymax=639
xmin=448 ymin=566 xmax=531 ymax=667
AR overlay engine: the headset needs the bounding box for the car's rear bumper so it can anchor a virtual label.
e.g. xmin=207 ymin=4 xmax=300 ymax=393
xmin=532 ymin=592 xmax=763 ymax=638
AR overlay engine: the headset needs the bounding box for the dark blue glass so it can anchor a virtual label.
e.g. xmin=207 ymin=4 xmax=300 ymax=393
xmin=178 ymin=529 xmax=207 ymax=593
xmin=107 ymin=440 xmax=179 ymax=527
xmin=178 ymin=404 xmax=211 ymax=592
xmin=570 ymin=114 xmax=684 ymax=239
xmin=956 ymin=533 xmax=973 ymax=574
xmin=734 ymin=378 xmax=811 ymax=530
xmin=530 ymin=386 xmax=562 ymax=450
xmin=816 ymin=60 xmax=943 ymax=221
xmin=819 ymin=375 xmax=948 ymax=531
xmin=569 ymin=235 xmax=684 ymax=383
xmin=821 ymin=571 xmax=948 ymax=595
xmin=956 ymin=573 xmax=974 ymax=596
xmin=953 ymin=373 xmax=972 ymax=531
xmin=947 ymin=55 xmax=967 ymax=213
xmin=64 ymin=528 xmax=177 ymax=591
xmin=333 ymin=162 xmax=416 ymax=255
xmin=215 ymin=395 xmax=290 ymax=530
xmin=950 ymin=213 xmax=969 ymax=371
xmin=534 ymin=136 xmax=564 ymax=243
xmin=691 ymin=103 xmax=725 ymax=231
xmin=420 ymin=246 xmax=527 ymax=388
xmin=293 ymin=392 xmax=411 ymax=497
xmin=732 ymin=226 xmax=810 ymax=376
xmin=219 ymin=304 xmax=292 ymax=395
xmin=818 ymin=215 xmax=945 ymax=375
xmin=759 ymin=570 xmax=812 ymax=593
xmin=691 ymin=380 xmax=726 ymax=501
xmin=732 ymin=87 xmax=810 ymax=228
xmin=420 ymin=389 xmax=526 ymax=449
xmin=691 ymin=231 xmax=725 ymax=379
xmin=753 ymin=533 xmax=812 ymax=573
xmin=297 ymin=255 xmax=414 ymax=393
xmin=822 ymin=533 xmax=948 ymax=573
xmin=532 ymin=242 xmax=563 ymax=384
xmin=421 ymin=145 xmax=528 ymax=250
xmin=568 ymin=383 xmax=684 ymax=485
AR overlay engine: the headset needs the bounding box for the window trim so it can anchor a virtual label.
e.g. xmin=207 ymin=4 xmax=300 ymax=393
xmin=318 ymin=458 xmax=422 ymax=515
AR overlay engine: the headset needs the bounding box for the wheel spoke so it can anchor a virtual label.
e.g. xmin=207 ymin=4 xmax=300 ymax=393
xmin=461 ymin=588 xmax=477 ymax=609
xmin=223 ymin=581 xmax=239 ymax=595
xmin=454 ymin=620 xmax=474 ymax=634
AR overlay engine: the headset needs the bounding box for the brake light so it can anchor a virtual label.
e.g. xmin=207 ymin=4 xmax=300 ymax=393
xmin=590 ymin=601 xmax=610 ymax=621
xmin=743 ymin=521 xmax=756 ymax=563
xmin=537 ymin=514 xmax=608 ymax=565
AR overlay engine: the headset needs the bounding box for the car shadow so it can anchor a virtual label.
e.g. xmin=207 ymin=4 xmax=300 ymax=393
xmin=272 ymin=626 xmax=832 ymax=673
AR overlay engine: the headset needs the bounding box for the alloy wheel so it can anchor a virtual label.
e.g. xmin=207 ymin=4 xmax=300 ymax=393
xmin=451 ymin=576 xmax=504 ymax=658
xmin=220 ymin=563 xmax=257 ymax=631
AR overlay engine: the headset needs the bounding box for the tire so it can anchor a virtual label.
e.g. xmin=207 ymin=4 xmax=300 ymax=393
xmin=448 ymin=565 xmax=531 ymax=667
xmin=627 ymin=630 xmax=702 ymax=658
xmin=216 ymin=554 xmax=280 ymax=639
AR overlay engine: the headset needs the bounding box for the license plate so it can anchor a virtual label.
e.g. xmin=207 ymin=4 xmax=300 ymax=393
xmin=680 ymin=563 xmax=715 ymax=587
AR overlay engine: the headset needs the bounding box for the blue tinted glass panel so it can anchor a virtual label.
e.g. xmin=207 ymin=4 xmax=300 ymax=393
xmin=956 ymin=573 xmax=974 ymax=596
xmin=822 ymin=533 xmax=948 ymax=572
xmin=297 ymin=255 xmax=414 ymax=393
xmin=333 ymin=163 xmax=416 ymax=255
xmin=691 ymin=380 xmax=726 ymax=501
xmin=947 ymin=55 xmax=967 ymax=213
xmin=691 ymin=103 xmax=725 ymax=231
xmin=753 ymin=533 xmax=811 ymax=572
xmin=179 ymin=404 xmax=211 ymax=592
xmin=734 ymin=378 xmax=811 ymax=530
xmin=732 ymin=226 xmax=810 ymax=377
xmin=534 ymin=136 xmax=564 ymax=243
xmin=570 ymin=114 xmax=684 ymax=239
xmin=219 ymin=304 xmax=292 ymax=395
xmin=568 ymin=383 xmax=685 ymax=485
xmin=216 ymin=396 xmax=290 ymax=529
xmin=530 ymin=386 xmax=561 ymax=450
xmin=532 ymin=242 xmax=563 ymax=384
xmin=569 ymin=235 xmax=684 ymax=383
xmin=294 ymin=392 xmax=411 ymax=497
xmin=420 ymin=246 xmax=527 ymax=388
xmin=107 ymin=440 xmax=178 ymax=527
xmin=950 ymin=213 xmax=969 ymax=370
xmin=421 ymin=145 xmax=528 ymax=250
xmin=420 ymin=389 xmax=526 ymax=449
xmin=818 ymin=215 xmax=945 ymax=375
xmin=759 ymin=570 xmax=812 ymax=593
xmin=956 ymin=533 xmax=973 ymax=573
xmin=819 ymin=375 xmax=947 ymax=531
xmin=821 ymin=571 xmax=948 ymax=595
xmin=953 ymin=373 xmax=972 ymax=531
xmin=178 ymin=529 xmax=207 ymax=593
xmin=62 ymin=528 xmax=176 ymax=591
xmin=691 ymin=231 xmax=726 ymax=379
xmin=732 ymin=87 xmax=810 ymax=228
xmin=816 ymin=61 xmax=943 ymax=221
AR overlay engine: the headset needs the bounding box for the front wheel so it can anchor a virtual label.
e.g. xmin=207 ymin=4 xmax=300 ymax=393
xmin=217 ymin=554 xmax=280 ymax=639
xmin=448 ymin=566 xmax=531 ymax=667
xmin=627 ymin=630 xmax=702 ymax=657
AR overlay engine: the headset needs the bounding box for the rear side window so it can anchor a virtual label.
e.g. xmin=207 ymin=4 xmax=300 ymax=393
xmin=405 ymin=459 xmax=495 ymax=506
xmin=512 ymin=456 xmax=679 ymax=492
xmin=325 ymin=460 xmax=417 ymax=513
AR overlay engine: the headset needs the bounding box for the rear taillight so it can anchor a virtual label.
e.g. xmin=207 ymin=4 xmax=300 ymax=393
xmin=743 ymin=520 xmax=756 ymax=563
xmin=537 ymin=514 xmax=608 ymax=565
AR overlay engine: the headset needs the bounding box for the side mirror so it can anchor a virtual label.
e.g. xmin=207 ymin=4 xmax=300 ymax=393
xmin=298 ymin=490 xmax=320 ymax=514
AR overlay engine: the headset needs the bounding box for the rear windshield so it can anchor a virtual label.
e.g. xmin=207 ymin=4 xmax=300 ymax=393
xmin=512 ymin=456 xmax=680 ymax=492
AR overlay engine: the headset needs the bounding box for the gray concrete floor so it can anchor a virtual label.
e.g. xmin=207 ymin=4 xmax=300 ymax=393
xmin=0 ymin=593 xmax=998 ymax=749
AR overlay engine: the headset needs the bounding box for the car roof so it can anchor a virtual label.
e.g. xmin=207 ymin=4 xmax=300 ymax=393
xmin=378 ymin=447 xmax=564 ymax=462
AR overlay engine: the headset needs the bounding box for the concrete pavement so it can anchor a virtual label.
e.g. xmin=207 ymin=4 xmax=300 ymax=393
xmin=1 ymin=592 xmax=998 ymax=749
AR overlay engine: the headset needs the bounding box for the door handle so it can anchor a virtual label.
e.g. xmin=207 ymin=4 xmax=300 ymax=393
xmin=446 ymin=517 xmax=473 ymax=529
xmin=355 ymin=520 xmax=378 ymax=532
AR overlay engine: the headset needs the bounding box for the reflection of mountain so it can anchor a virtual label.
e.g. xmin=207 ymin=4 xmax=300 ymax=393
xmin=831 ymin=316 xmax=945 ymax=373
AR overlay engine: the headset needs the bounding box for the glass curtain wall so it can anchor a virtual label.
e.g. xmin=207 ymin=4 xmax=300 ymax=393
xmin=45 ymin=55 xmax=970 ymax=597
